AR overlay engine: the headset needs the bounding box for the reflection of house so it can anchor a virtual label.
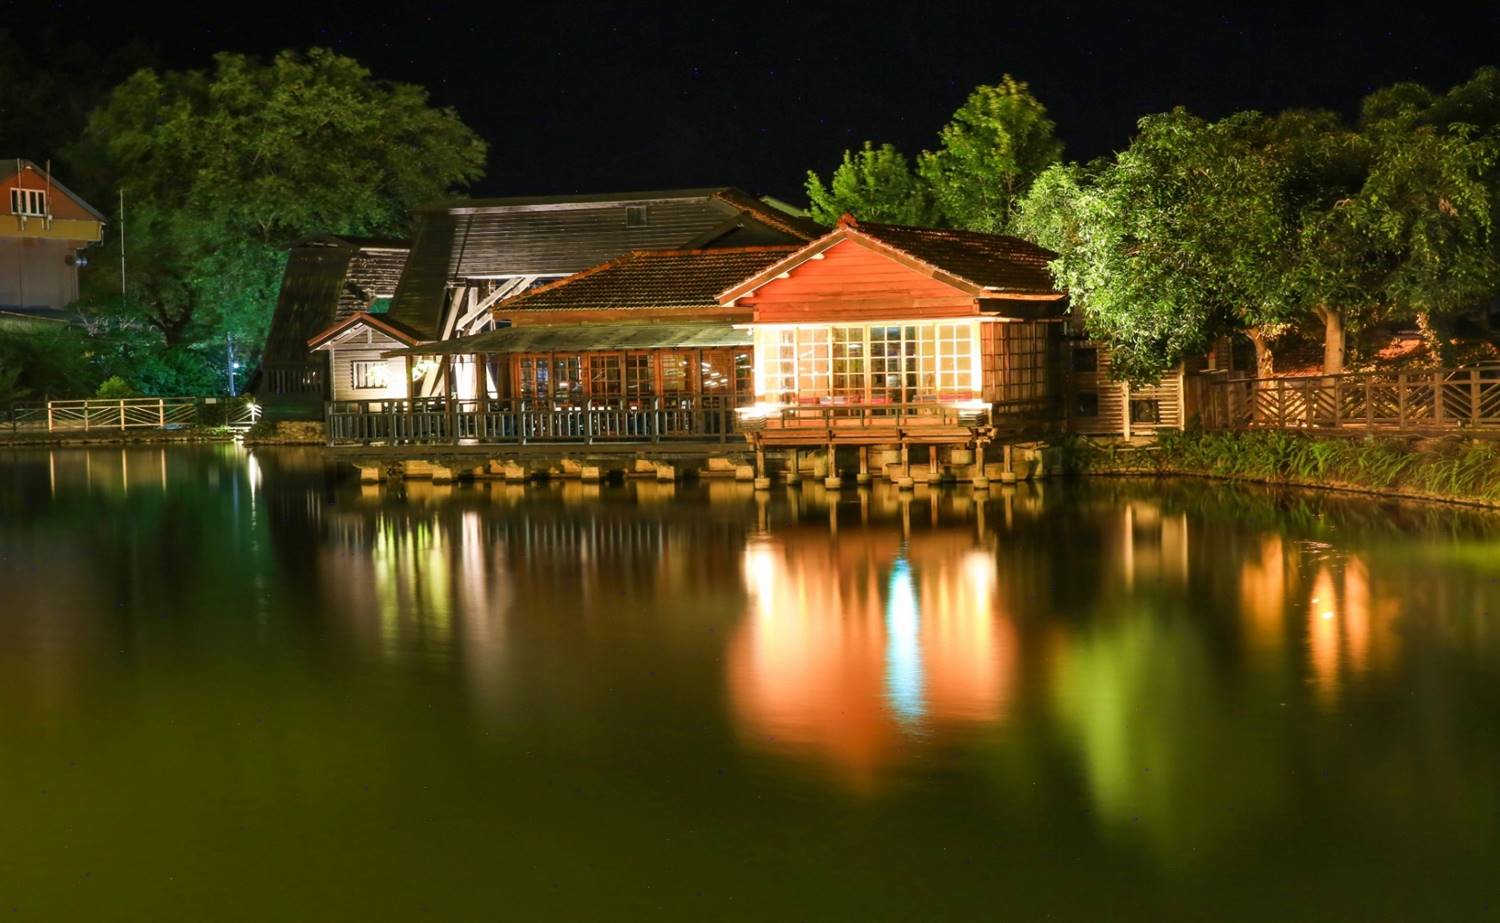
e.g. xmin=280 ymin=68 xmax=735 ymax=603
xmin=0 ymin=159 xmax=105 ymax=322
xmin=731 ymin=528 xmax=1015 ymax=787
xmin=282 ymin=188 xmax=820 ymax=405
xmin=260 ymin=236 xmax=411 ymax=416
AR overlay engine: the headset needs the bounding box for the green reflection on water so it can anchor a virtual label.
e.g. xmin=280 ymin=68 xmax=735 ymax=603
xmin=1 ymin=447 xmax=1499 ymax=920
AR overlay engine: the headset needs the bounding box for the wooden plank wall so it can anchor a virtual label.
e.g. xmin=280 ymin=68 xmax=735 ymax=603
xmin=327 ymin=328 xmax=409 ymax=401
xmin=1066 ymin=339 xmax=1183 ymax=437
xmin=744 ymin=240 xmax=974 ymax=323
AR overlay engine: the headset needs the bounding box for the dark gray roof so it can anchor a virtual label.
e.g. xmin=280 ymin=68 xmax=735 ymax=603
xmin=261 ymin=238 xmax=411 ymax=365
xmin=385 ymin=187 xmax=819 ymax=338
xmin=387 ymin=322 xmax=750 ymax=357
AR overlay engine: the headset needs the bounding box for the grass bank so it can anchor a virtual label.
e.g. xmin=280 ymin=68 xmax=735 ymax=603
xmin=1064 ymin=429 xmax=1500 ymax=508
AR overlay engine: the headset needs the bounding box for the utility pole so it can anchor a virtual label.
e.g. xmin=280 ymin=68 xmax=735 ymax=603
xmin=227 ymin=333 xmax=237 ymax=396
xmin=119 ymin=189 xmax=126 ymax=297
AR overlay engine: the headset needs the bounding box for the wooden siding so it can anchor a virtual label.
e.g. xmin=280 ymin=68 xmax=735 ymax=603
xmin=1066 ymin=339 xmax=1183 ymax=437
xmin=2 ymin=166 xmax=103 ymax=226
xmin=0 ymin=237 xmax=80 ymax=310
xmin=742 ymin=239 xmax=975 ymax=323
xmin=326 ymin=327 xmax=410 ymax=401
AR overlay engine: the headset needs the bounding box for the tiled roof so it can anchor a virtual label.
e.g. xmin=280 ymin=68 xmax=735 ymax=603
xmin=497 ymin=246 xmax=798 ymax=313
xmin=850 ymin=219 xmax=1061 ymax=296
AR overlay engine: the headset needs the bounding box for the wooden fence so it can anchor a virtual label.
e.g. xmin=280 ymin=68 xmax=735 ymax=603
xmin=2 ymin=396 xmax=261 ymax=433
xmin=1200 ymin=367 xmax=1500 ymax=434
xmin=325 ymin=396 xmax=740 ymax=446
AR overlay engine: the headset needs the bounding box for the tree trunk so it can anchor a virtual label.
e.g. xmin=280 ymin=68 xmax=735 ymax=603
xmin=1245 ymin=327 xmax=1275 ymax=378
xmin=1415 ymin=311 xmax=1452 ymax=367
xmin=1316 ymin=306 xmax=1346 ymax=375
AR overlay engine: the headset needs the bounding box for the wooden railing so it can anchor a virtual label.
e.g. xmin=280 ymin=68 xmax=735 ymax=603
xmin=741 ymin=400 xmax=984 ymax=432
xmin=263 ymin=362 xmax=326 ymax=396
xmin=2 ymin=396 xmax=261 ymax=433
xmin=324 ymin=396 xmax=741 ymax=446
xmin=1202 ymin=367 xmax=1500 ymax=433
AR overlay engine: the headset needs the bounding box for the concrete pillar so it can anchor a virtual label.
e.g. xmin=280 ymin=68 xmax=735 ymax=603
xmin=431 ymin=465 xmax=457 ymax=484
xmin=357 ymin=464 xmax=384 ymax=483
xmin=580 ymin=466 xmax=602 ymax=483
xmin=734 ymin=464 xmax=755 ymax=482
xmin=785 ymin=449 xmax=801 ymax=485
xmin=655 ymin=463 xmax=676 ymax=483
xmin=824 ymin=475 xmax=842 ymax=490
xmin=856 ymin=446 xmax=872 ymax=485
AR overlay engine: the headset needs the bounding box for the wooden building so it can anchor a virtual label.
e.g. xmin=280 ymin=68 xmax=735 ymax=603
xmin=286 ymin=187 xmax=819 ymax=406
xmin=0 ymin=159 xmax=105 ymax=321
xmin=259 ymin=236 xmax=410 ymax=416
xmin=383 ymin=246 xmax=796 ymax=412
xmin=719 ymin=216 xmax=1068 ymax=445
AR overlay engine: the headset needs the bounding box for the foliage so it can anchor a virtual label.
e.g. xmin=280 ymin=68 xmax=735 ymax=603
xmin=1017 ymin=110 xmax=1298 ymax=382
xmin=804 ymin=75 xmax=1062 ymax=233
xmin=1139 ymin=430 xmax=1500 ymax=504
xmin=916 ymin=76 xmax=1063 ymax=234
xmin=0 ymin=325 xmax=98 ymax=402
xmin=804 ymin=142 xmax=939 ymax=226
xmin=1018 ymin=94 xmax=1496 ymax=381
xmin=94 ymin=376 xmax=138 ymax=399
xmin=66 ymin=48 xmax=488 ymax=386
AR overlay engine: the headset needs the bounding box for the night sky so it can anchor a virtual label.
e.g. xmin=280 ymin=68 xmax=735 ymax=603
xmin=12 ymin=0 xmax=1500 ymax=201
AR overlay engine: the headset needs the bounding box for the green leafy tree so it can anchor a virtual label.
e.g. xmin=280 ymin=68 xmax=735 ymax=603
xmin=1020 ymin=103 xmax=1495 ymax=380
xmin=1018 ymin=110 xmax=1300 ymax=382
xmin=917 ymin=76 xmax=1063 ymax=234
xmin=804 ymin=142 xmax=939 ymax=226
xmin=67 ymin=48 xmax=487 ymax=384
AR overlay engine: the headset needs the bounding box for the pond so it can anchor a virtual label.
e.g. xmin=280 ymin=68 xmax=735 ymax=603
xmin=1 ymin=445 xmax=1498 ymax=920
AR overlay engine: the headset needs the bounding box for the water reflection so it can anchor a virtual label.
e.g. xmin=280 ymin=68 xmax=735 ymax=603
xmin=731 ymin=525 xmax=1017 ymax=787
xmin=5 ymin=448 xmax=1500 ymax=916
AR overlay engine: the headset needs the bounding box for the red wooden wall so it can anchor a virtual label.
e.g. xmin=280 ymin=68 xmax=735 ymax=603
xmin=742 ymin=239 xmax=976 ymax=323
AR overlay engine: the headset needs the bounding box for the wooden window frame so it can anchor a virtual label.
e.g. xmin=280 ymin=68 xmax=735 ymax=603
xmin=9 ymin=188 xmax=46 ymax=217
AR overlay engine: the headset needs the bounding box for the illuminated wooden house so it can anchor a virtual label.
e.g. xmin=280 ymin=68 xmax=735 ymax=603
xmin=720 ymin=216 xmax=1068 ymax=445
xmin=297 ymin=188 xmax=819 ymax=407
xmin=0 ymin=159 xmax=105 ymax=322
xmin=260 ymin=236 xmax=412 ymax=416
xmin=384 ymin=246 xmax=796 ymax=422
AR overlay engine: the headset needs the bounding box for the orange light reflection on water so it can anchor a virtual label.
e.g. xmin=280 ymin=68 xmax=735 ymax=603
xmin=730 ymin=530 xmax=1015 ymax=789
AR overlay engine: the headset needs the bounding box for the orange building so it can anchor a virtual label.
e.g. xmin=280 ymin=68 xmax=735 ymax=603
xmin=0 ymin=159 xmax=105 ymax=322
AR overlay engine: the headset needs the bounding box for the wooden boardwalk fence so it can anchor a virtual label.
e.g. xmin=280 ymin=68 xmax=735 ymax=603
xmin=1200 ymin=367 xmax=1500 ymax=434
xmin=2 ymin=396 xmax=261 ymax=433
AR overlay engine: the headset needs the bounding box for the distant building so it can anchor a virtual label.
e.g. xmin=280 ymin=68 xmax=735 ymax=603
xmin=0 ymin=159 xmax=106 ymax=323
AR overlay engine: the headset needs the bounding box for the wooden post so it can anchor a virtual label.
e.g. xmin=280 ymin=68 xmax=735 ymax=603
xmin=47 ymin=401 xmax=54 ymax=433
xmin=1365 ymin=376 xmax=1374 ymax=431
xmin=1433 ymin=370 xmax=1444 ymax=427
xmin=158 ymin=398 xmax=165 ymax=429
xmin=1332 ymin=376 xmax=1343 ymax=428
xmin=1386 ymin=372 xmax=1398 ymax=432
xmin=443 ymin=355 xmax=456 ymax=444
xmin=1472 ymin=367 xmax=1481 ymax=429
xmin=118 ymin=399 xmax=125 ymax=431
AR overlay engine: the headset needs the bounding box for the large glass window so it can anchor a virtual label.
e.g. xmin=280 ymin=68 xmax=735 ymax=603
xmin=625 ymin=353 xmax=653 ymax=400
xmin=831 ymin=326 xmax=865 ymax=403
xmin=757 ymin=321 xmax=980 ymax=406
xmin=518 ymin=355 xmax=550 ymax=401
xmin=661 ymin=352 xmax=690 ymax=396
xmin=589 ymin=354 xmax=624 ymax=402
xmin=552 ymin=357 xmax=583 ymax=406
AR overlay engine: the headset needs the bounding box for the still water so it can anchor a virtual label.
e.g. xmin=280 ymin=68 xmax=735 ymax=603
xmin=1 ymin=445 xmax=1498 ymax=920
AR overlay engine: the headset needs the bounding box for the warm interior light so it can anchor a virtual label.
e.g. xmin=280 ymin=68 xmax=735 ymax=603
xmin=736 ymin=402 xmax=784 ymax=420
